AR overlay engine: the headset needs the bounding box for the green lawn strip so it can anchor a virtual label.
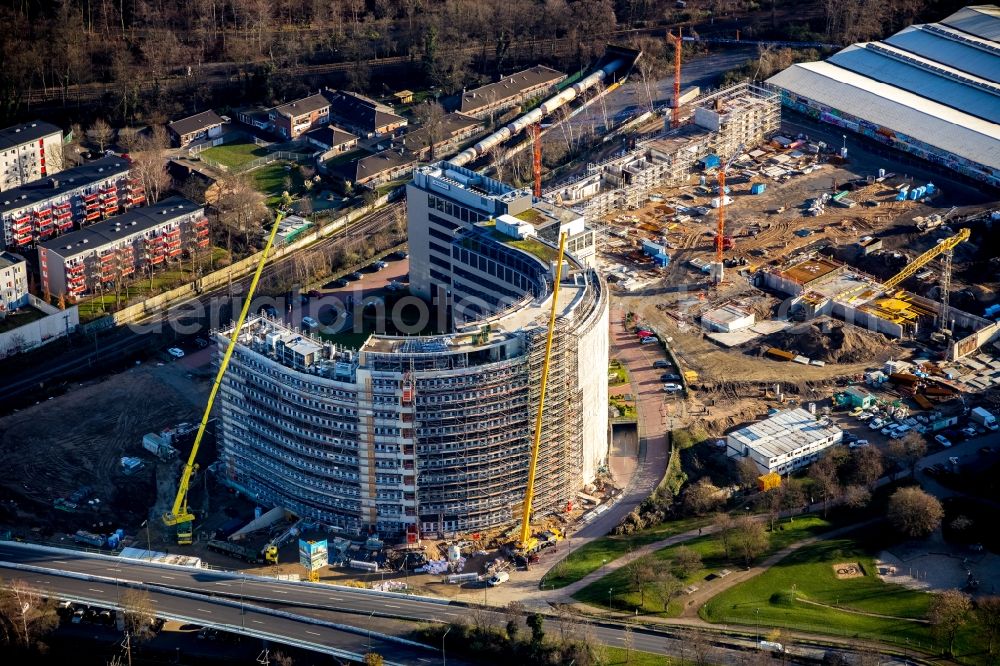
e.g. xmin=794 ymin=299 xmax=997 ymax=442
xmin=200 ymin=142 xmax=268 ymax=169
xmin=599 ymin=646 xmax=671 ymax=665
xmin=253 ymin=162 xmax=305 ymax=205
xmin=699 ymin=529 xmax=987 ymax=660
xmin=572 ymin=514 xmax=834 ymax=614
xmin=609 ymin=360 xmax=629 ymax=386
xmin=541 ymin=516 xmax=709 ymax=590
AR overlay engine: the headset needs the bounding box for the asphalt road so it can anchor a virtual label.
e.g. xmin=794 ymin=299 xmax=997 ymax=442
xmin=0 ymin=562 xmax=438 ymax=666
xmin=0 ymin=542 xmax=813 ymax=663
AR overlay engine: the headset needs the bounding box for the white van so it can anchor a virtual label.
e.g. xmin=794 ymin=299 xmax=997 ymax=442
xmin=488 ymin=571 xmax=510 ymax=587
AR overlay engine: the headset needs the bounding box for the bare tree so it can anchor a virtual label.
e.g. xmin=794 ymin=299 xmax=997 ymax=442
xmin=808 ymin=455 xmax=841 ymax=516
xmin=651 ymin=572 xmax=682 ymax=613
xmin=929 ymin=589 xmax=971 ymax=656
xmin=0 ymin=579 xmax=59 ymax=649
xmin=88 ymin=118 xmax=114 ymax=153
xmin=976 ymin=596 xmax=1000 ymax=656
xmin=887 ymin=487 xmax=943 ymax=537
xmin=414 ymin=101 xmax=447 ymax=160
xmin=120 ymin=588 xmax=156 ymax=641
xmin=130 ymin=129 xmax=172 ymax=204
xmin=733 ymin=516 xmax=769 ymax=567
xmin=842 ymin=484 xmax=872 ymax=509
xmin=737 ymin=457 xmax=761 ymax=490
xmin=714 ymin=512 xmax=735 ymax=558
xmin=683 ymin=478 xmax=723 ymax=516
xmin=672 ymin=545 xmax=702 ymax=579
xmin=887 ymin=433 xmax=926 ymax=478
xmin=624 ymin=556 xmax=656 ymax=607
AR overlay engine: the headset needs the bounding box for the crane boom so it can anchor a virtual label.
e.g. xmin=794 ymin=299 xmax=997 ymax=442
xmin=162 ymin=210 xmax=286 ymax=543
xmin=715 ymin=143 xmax=744 ymax=264
xmin=669 ymin=29 xmax=682 ymax=129
xmin=518 ymin=232 xmax=567 ymax=550
xmin=838 ymin=227 xmax=970 ymax=303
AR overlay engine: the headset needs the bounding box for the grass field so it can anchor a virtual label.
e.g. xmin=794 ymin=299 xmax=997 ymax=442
xmin=200 ymin=141 xmax=268 ymax=169
xmin=700 ymin=527 xmax=987 ymax=661
xmin=609 ymin=359 xmax=629 ymax=386
xmin=541 ymin=516 xmax=709 ymax=590
xmin=573 ymin=515 xmax=835 ymax=616
xmin=252 ymin=161 xmax=305 ymax=205
xmin=598 ymin=646 xmax=671 ymax=665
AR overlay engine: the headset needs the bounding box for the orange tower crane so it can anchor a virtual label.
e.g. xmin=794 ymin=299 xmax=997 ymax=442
xmin=715 ymin=143 xmax=745 ymax=264
xmin=532 ymin=123 xmax=542 ymax=198
xmin=668 ymin=28 xmax=683 ymax=128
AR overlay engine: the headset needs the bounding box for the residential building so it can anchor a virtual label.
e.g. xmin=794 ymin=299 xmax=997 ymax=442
xmin=399 ymin=112 xmax=484 ymax=160
xmin=0 ymin=121 xmax=63 ymax=192
xmin=0 ymin=251 xmax=29 ymax=313
xmin=726 ymin=407 xmax=843 ymax=474
xmin=1 ymin=156 xmax=141 ymax=250
xmin=324 ymin=90 xmax=408 ymax=138
xmin=167 ymin=159 xmax=221 ymax=205
xmin=235 ymin=106 xmax=271 ymax=132
xmin=168 ymin=110 xmax=225 ymax=148
xmin=269 ymin=93 xmax=331 ymax=140
xmin=304 ymin=125 xmax=359 ymax=155
xmin=37 ymin=196 xmax=208 ymax=299
xmin=767 ymin=5 xmax=1000 ymax=187
xmin=216 ymin=160 xmax=609 ymax=537
xmin=326 ymin=149 xmax=417 ymax=193
xmin=458 ymin=65 xmax=566 ymax=119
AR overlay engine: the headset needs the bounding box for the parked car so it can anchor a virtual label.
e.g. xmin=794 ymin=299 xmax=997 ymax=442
xmin=194 ymin=337 xmax=209 ymax=349
xmin=640 ymin=336 xmax=659 ymax=345
xmin=935 ymin=434 xmax=953 ymax=447
xmin=347 ymin=272 xmax=363 ymax=281
xmin=167 ymin=347 xmax=185 ymax=359
xmin=662 ymin=383 xmax=683 ymax=392
xmin=637 ymin=330 xmax=654 ymax=338
xmin=389 ymin=250 xmax=408 ymax=260
xmin=849 ymin=407 xmax=864 ymax=417
xmin=660 ymin=373 xmax=681 ymax=381
xmin=869 ymin=419 xmax=884 ymax=430
xmin=330 ymin=278 xmax=350 ymax=288
xmin=307 ymin=289 xmax=321 ymax=298
xmin=653 ymin=360 xmax=670 ymax=368
xmin=302 ymin=316 xmax=319 ymax=329
xmin=960 ymin=426 xmax=978 ymax=438
xmin=487 ymin=571 xmax=510 ymax=587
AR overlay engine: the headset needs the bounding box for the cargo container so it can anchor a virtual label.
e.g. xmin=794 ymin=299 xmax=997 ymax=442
xmin=971 ymin=407 xmax=998 ymax=431
xmin=74 ymin=530 xmax=105 ymax=547
xmin=750 ymin=183 xmax=766 ymax=195
xmin=206 ymin=538 xmax=264 ymax=564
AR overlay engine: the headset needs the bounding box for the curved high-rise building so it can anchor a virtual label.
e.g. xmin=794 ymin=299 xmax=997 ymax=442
xmin=217 ymin=161 xmax=608 ymax=538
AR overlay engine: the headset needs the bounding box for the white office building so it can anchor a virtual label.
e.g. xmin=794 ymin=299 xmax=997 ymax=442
xmin=726 ymin=407 xmax=843 ymax=474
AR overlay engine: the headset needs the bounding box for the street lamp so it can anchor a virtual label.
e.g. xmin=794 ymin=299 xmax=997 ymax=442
xmin=240 ymin=575 xmax=246 ymax=630
xmin=140 ymin=520 xmax=152 ymax=560
xmin=367 ymin=609 xmax=376 ymax=654
xmin=442 ymin=625 xmax=451 ymax=666
xmin=755 ymin=608 xmax=760 ymax=643
xmin=609 ymin=587 xmax=614 ymax=612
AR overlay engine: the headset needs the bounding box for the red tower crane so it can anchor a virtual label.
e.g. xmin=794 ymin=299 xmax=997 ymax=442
xmin=715 ymin=143 xmax=745 ymax=265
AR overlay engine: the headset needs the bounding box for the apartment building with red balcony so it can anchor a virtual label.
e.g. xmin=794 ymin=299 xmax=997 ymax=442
xmin=0 ymin=156 xmax=137 ymax=250
xmin=37 ymin=197 xmax=206 ymax=300
xmin=0 ymin=121 xmax=63 ymax=192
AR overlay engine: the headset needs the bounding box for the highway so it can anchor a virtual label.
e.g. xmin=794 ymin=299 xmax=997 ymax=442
xmin=0 ymin=541 xmax=815 ymax=663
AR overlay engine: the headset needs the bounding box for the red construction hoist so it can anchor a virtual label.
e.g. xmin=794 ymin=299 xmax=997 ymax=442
xmin=532 ymin=122 xmax=542 ymax=198
xmin=669 ymin=28 xmax=683 ymax=128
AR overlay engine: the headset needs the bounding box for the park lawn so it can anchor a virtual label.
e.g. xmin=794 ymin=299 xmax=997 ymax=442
xmin=541 ymin=516 xmax=710 ymax=590
xmin=700 ymin=531 xmax=988 ymax=661
xmin=609 ymin=360 xmax=629 ymax=386
xmin=573 ymin=514 xmax=835 ymax=616
xmin=201 ymin=141 xmax=267 ymax=169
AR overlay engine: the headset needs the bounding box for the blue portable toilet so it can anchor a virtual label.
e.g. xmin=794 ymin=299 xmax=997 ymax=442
xmin=653 ymin=252 xmax=670 ymax=268
xmin=924 ymin=182 xmax=935 ymax=195
xmin=751 ymin=183 xmax=766 ymax=195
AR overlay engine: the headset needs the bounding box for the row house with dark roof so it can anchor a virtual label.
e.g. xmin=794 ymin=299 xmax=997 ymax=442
xmin=168 ymin=110 xmax=226 ymax=148
xmin=37 ymin=196 xmax=207 ymax=300
xmin=0 ymin=156 xmax=143 ymax=250
xmin=0 ymin=121 xmax=64 ymax=192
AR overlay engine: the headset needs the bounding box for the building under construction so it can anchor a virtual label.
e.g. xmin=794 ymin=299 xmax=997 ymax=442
xmin=215 ymin=163 xmax=608 ymax=539
xmin=547 ymin=81 xmax=781 ymax=217
xmin=761 ymin=252 xmax=999 ymax=358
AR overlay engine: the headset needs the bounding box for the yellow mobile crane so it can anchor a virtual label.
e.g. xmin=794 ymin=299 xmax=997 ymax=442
xmin=162 ymin=210 xmax=286 ymax=544
xmin=514 ymin=232 xmax=567 ymax=559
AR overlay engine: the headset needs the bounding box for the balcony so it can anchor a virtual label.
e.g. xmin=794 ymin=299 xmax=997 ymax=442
xmin=57 ymin=218 xmax=74 ymax=232
xmin=195 ymin=237 xmax=210 ymax=248
xmin=67 ymin=262 xmax=85 ymax=275
xmin=68 ymin=282 xmax=87 ymax=296
xmin=11 ymin=217 xmax=31 ymax=232
xmin=83 ymin=193 xmax=99 ymax=203
xmin=34 ymin=208 xmax=52 ymax=220
xmin=100 ymin=252 xmax=117 ymax=264
xmin=84 ymin=211 xmax=101 ymax=222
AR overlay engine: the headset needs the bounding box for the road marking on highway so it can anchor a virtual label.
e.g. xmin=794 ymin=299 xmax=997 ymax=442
xmin=440 ymin=612 xmax=457 ymax=616
xmin=106 ymin=567 xmax=121 ymax=572
xmin=214 ymin=582 xmax=231 ymax=586
xmin=272 ymin=589 xmax=287 ymax=594
xmin=159 ymin=575 xmax=175 ymax=580
xmin=149 ymin=599 xmax=159 ymax=604
xmin=327 ymin=597 xmax=343 ymax=601
xmin=88 ymin=588 xmax=103 ymax=593
xmin=196 ymin=608 xmax=213 ymax=614
xmin=252 ymin=620 xmax=264 ymax=624
xmin=305 ymin=630 xmax=321 ymax=636
xmin=53 ymin=561 xmax=68 ymax=565
xmin=385 ymin=604 xmax=401 ymax=609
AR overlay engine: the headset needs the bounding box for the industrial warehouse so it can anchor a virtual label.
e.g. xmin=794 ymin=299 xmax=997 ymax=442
xmin=767 ymin=5 xmax=1000 ymax=187
xmin=215 ymin=160 xmax=609 ymax=538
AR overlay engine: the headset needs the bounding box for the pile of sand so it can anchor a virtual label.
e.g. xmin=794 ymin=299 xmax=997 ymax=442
xmin=761 ymin=319 xmax=899 ymax=364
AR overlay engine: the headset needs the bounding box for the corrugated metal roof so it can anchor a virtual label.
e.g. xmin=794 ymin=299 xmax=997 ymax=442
xmin=940 ymin=5 xmax=1000 ymax=41
xmin=887 ymin=25 xmax=1000 ymax=83
xmin=767 ymin=60 xmax=1000 ymax=169
xmin=728 ymin=407 xmax=842 ymax=460
xmin=827 ymin=44 xmax=1000 ymax=123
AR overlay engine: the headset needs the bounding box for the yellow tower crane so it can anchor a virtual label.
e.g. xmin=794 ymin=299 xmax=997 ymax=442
xmin=837 ymin=227 xmax=970 ymax=304
xmin=162 ymin=210 xmax=286 ymax=544
xmin=516 ymin=232 xmax=567 ymax=558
